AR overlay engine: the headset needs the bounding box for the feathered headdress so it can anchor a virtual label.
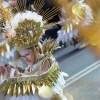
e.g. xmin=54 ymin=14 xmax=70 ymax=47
xmin=0 ymin=0 xmax=60 ymax=52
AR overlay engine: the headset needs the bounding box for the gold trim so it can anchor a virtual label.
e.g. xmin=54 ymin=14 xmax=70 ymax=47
xmin=0 ymin=61 xmax=60 ymax=96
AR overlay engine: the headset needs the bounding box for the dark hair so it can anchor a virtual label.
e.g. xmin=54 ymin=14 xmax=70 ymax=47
xmin=5 ymin=64 xmax=9 ymax=67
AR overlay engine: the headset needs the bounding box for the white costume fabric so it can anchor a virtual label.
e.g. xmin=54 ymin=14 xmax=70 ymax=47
xmin=0 ymin=56 xmax=68 ymax=100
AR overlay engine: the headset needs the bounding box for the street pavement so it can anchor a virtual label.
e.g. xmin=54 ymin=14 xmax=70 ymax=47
xmin=53 ymin=44 xmax=100 ymax=100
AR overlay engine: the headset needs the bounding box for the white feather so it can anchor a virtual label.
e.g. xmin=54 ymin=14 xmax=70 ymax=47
xmin=6 ymin=43 xmax=10 ymax=53
xmin=11 ymin=11 xmax=43 ymax=30
xmin=57 ymin=29 xmax=78 ymax=44
xmin=53 ymin=71 xmax=68 ymax=94
xmin=79 ymin=2 xmax=93 ymax=26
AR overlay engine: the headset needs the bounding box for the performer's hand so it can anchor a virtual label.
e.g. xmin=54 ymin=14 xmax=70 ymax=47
xmin=14 ymin=68 xmax=22 ymax=77
xmin=6 ymin=65 xmax=11 ymax=78
xmin=0 ymin=66 xmax=5 ymax=75
xmin=6 ymin=65 xmax=11 ymax=73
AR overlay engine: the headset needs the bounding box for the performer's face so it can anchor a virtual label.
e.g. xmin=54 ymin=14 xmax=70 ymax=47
xmin=19 ymin=47 xmax=39 ymax=65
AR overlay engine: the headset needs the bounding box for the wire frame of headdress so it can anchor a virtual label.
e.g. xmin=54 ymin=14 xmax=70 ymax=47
xmin=12 ymin=0 xmax=61 ymax=29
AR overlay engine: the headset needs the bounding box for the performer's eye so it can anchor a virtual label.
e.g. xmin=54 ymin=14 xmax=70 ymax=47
xmin=21 ymin=53 xmax=29 ymax=57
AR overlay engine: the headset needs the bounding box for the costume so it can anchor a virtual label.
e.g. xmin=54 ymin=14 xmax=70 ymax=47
xmin=0 ymin=0 xmax=68 ymax=100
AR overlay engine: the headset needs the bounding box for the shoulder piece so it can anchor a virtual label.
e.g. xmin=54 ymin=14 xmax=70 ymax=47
xmin=42 ymin=39 xmax=61 ymax=55
xmin=0 ymin=60 xmax=60 ymax=97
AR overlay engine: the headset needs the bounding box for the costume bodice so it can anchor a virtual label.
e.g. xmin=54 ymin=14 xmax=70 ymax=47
xmin=24 ymin=55 xmax=55 ymax=75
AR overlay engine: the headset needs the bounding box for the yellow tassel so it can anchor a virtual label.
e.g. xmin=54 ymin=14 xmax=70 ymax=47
xmin=10 ymin=84 xmax=15 ymax=97
xmin=16 ymin=84 xmax=20 ymax=97
xmin=22 ymin=84 xmax=26 ymax=95
xmin=30 ymin=84 xmax=35 ymax=95
xmin=26 ymin=84 xmax=30 ymax=95
xmin=4 ymin=83 xmax=10 ymax=96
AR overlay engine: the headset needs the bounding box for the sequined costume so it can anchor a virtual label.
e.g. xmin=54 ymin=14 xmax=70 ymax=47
xmin=0 ymin=0 xmax=68 ymax=100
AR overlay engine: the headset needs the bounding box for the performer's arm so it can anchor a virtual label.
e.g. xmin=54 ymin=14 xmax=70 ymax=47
xmin=39 ymin=58 xmax=52 ymax=74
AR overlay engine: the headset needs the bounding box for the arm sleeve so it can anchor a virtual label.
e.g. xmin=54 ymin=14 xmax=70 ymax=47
xmin=10 ymin=68 xmax=16 ymax=78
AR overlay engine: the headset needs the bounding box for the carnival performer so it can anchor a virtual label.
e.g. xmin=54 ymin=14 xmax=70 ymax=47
xmin=0 ymin=0 xmax=68 ymax=100
xmin=56 ymin=0 xmax=93 ymax=47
